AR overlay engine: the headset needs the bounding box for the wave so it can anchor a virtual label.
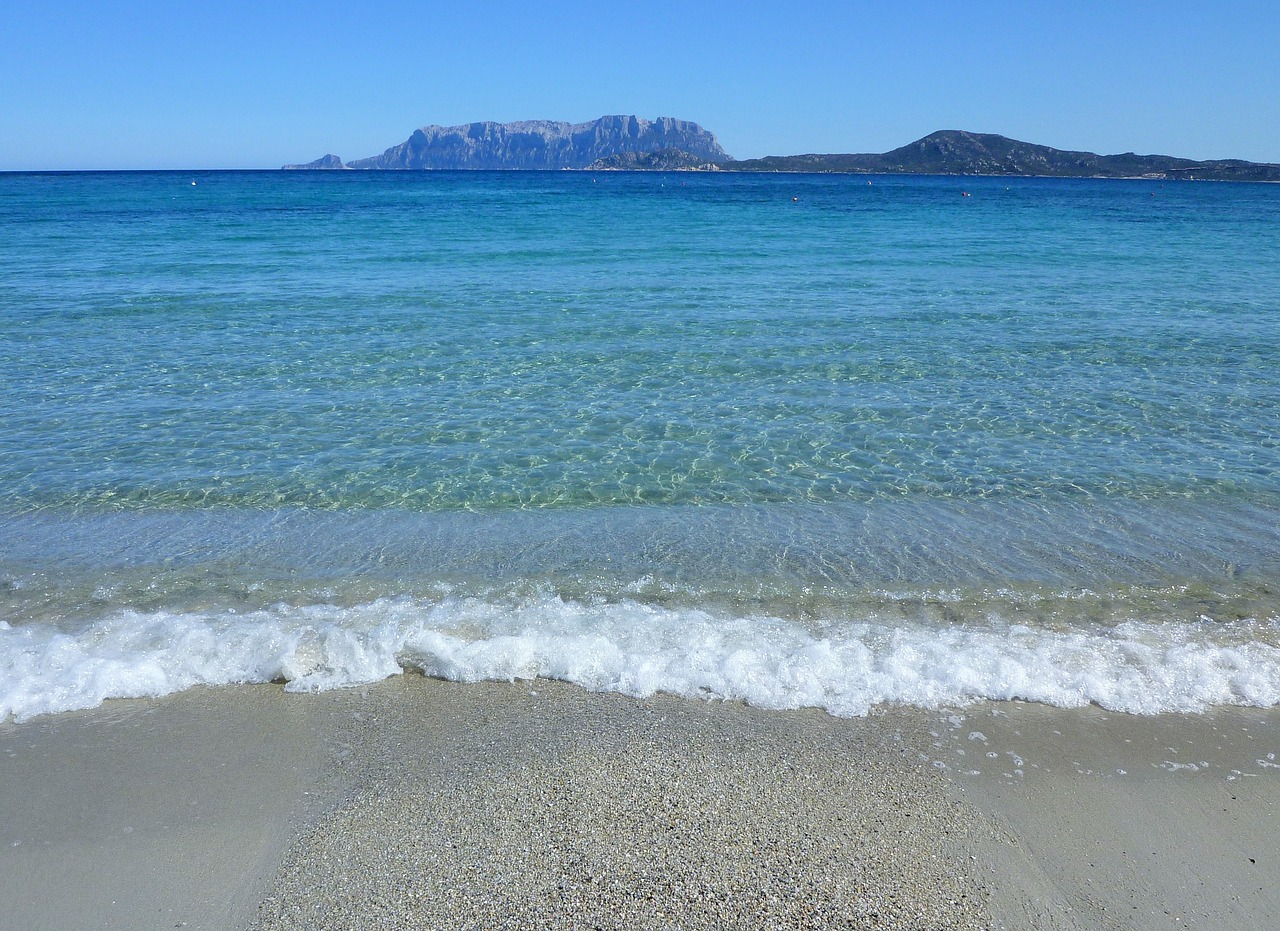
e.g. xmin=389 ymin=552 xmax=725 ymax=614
xmin=3 ymin=590 xmax=1278 ymax=722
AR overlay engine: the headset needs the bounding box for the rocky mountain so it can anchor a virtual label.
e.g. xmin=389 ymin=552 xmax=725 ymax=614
xmin=284 ymin=116 xmax=730 ymax=171
xmin=724 ymin=130 xmax=1280 ymax=182
xmin=283 ymin=125 xmax=1279 ymax=181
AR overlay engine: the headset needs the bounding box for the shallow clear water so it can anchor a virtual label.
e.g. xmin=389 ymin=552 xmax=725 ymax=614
xmin=2 ymin=170 xmax=1279 ymax=720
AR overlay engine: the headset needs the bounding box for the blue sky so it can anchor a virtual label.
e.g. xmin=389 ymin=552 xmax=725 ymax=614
xmin=3 ymin=1 xmax=1277 ymax=169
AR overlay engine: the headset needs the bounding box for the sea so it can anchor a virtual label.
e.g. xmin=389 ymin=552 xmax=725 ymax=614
xmin=2 ymin=169 xmax=1279 ymax=723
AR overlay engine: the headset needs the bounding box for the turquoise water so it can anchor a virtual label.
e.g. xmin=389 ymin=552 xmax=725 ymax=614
xmin=2 ymin=170 xmax=1279 ymax=719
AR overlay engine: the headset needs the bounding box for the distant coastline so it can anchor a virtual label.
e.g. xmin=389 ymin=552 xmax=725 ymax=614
xmin=715 ymin=129 xmax=1280 ymax=183
xmin=285 ymin=119 xmax=1280 ymax=183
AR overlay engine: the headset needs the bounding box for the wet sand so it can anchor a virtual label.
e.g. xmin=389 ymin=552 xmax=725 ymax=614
xmin=934 ymin=702 xmax=1280 ymax=930
xmin=1 ymin=679 xmax=1277 ymax=930
xmin=0 ymin=685 xmax=351 ymax=931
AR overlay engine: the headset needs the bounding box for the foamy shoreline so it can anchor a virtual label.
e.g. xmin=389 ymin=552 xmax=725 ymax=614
xmin=6 ymin=589 xmax=1279 ymax=724
xmin=2 ymin=679 xmax=1277 ymax=930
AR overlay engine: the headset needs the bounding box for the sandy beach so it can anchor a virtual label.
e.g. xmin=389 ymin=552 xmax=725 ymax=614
xmin=2 ymin=679 xmax=1277 ymax=931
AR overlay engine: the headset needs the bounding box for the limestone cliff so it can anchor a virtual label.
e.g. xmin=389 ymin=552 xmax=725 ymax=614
xmin=283 ymin=116 xmax=730 ymax=171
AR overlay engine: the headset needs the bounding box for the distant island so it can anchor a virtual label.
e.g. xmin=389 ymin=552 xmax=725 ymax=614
xmin=285 ymin=120 xmax=1280 ymax=182
xmin=284 ymin=116 xmax=728 ymax=171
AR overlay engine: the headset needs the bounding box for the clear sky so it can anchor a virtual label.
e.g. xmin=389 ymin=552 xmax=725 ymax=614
xmin=3 ymin=1 xmax=1278 ymax=170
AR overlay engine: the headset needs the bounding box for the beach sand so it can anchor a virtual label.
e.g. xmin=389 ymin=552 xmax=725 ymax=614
xmin=2 ymin=679 xmax=1277 ymax=931
xmin=0 ymin=685 xmax=349 ymax=931
xmin=937 ymin=703 xmax=1280 ymax=930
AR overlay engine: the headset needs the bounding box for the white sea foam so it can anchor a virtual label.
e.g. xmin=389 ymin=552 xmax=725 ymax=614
xmin=2 ymin=594 xmax=1279 ymax=722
